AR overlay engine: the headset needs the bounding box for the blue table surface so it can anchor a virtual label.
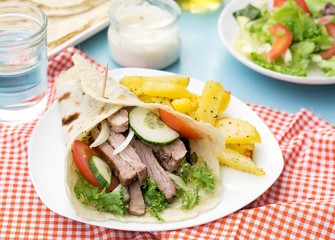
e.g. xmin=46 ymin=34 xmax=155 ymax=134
xmin=77 ymin=1 xmax=335 ymax=125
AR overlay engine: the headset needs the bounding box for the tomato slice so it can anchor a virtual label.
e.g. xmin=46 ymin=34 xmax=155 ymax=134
xmin=274 ymin=0 xmax=309 ymax=13
xmin=158 ymin=108 xmax=203 ymax=140
xmin=72 ymin=140 xmax=101 ymax=187
xmin=326 ymin=23 xmax=335 ymax=38
xmin=295 ymin=0 xmax=309 ymax=13
xmin=321 ymin=44 xmax=335 ymax=60
xmin=268 ymin=23 xmax=293 ymax=60
xmin=274 ymin=0 xmax=287 ymax=7
xmin=321 ymin=23 xmax=335 ymax=60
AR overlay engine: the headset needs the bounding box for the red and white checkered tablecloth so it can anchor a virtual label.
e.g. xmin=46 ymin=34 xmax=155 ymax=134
xmin=1 ymin=47 xmax=334 ymax=239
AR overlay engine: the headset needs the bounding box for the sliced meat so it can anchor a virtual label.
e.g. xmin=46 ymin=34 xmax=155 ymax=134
xmin=128 ymin=180 xmax=146 ymax=216
xmin=108 ymin=131 xmax=147 ymax=185
xmin=150 ymin=139 xmax=187 ymax=172
xmin=90 ymin=127 xmax=136 ymax=186
xmin=132 ymin=140 xmax=176 ymax=202
xmin=107 ymin=108 xmax=129 ymax=133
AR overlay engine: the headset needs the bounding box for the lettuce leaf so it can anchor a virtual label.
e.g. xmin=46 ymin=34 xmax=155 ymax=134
xmin=290 ymin=41 xmax=315 ymax=71
xmin=233 ymin=4 xmax=261 ymax=21
xmin=168 ymin=172 xmax=200 ymax=209
xmin=141 ymin=178 xmax=169 ymax=221
xmin=176 ymin=186 xmax=199 ymax=210
xmin=318 ymin=56 xmax=335 ymax=76
xmin=305 ymin=0 xmax=334 ymax=17
xmin=177 ymin=160 xmax=216 ymax=191
xmin=266 ymin=0 xmax=327 ymax=44
xmin=74 ymin=172 xmax=128 ymax=215
xmin=250 ymin=52 xmax=307 ymax=76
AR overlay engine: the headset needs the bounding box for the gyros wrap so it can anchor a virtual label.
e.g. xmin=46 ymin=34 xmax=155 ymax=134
xmin=56 ymin=55 xmax=224 ymax=223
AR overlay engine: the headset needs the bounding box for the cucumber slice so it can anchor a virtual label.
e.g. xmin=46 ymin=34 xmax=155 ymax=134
xmin=88 ymin=156 xmax=112 ymax=188
xmin=129 ymin=107 xmax=179 ymax=146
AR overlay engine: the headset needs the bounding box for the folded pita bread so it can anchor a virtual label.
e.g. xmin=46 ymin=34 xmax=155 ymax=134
xmin=56 ymin=55 xmax=224 ymax=223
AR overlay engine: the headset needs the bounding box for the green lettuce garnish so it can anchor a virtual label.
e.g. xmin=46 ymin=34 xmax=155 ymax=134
xmin=74 ymin=172 xmax=128 ymax=216
xmin=177 ymin=160 xmax=216 ymax=192
xmin=318 ymin=56 xmax=335 ymax=76
xmin=74 ymin=157 xmax=218 ymax=221
xmin=290 ymin=41 xmax=315 ymax=72
xmin=141 ymin=178 xmax=168 ymax=221
xmin=233 ymin=4 xmax=262 ymax=21
xmin=250 ymin=52 xmax=307 ymax=76
xmin=305 ymin=0 xmax=334 ymax=17
xmin=176 ymin=186 xmax=200 ymax=210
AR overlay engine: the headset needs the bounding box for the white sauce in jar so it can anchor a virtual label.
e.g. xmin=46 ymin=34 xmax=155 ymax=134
xmin=108 ymin=0 xmax=181 ymax=69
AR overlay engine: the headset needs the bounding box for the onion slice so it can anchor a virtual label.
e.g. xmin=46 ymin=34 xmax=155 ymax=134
xmin=113 ymin=129 xmax=134 ymax=155
xmin=112 ymin=183 xmax=123 ymax=192
xmin=122 ymin=186 xmax=130 ymax=201
xmin=90 ymin=120 xmax=110 ymax=148
xmin=167 ymin=172 xmax=187 ymax=189
xmin=112 ymin=183 xmax=129 ymax=201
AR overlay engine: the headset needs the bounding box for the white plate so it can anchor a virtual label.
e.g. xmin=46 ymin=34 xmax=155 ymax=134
xmin=218 ymin=0 xmax=335 ymax=85
xmin=28 ymin=68 xmax=284 ymax=231
xmin=48 ymin=19 xmax=109 ymax=59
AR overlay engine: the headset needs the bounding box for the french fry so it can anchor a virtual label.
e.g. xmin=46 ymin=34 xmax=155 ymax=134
xmin=171 ymin=96 xmax=199 ymax=115
xmin=226 ymin=143 xmax=255 ymax=158
xmin=218 ymin=148 xmax=265 ymax=176
xmin=195 ymin=80 xmax=225 ymax=125
xmin=127 ymin=81 xmax=194 ymax=99
xmin=139 ymin=95 xmax=172 ymax=107
xmin=215 ymin=117 xmax=261 ymax=144
xmin=218 ymin=90 xmax=231 ymax=114
xmin=120 ymin=75 xmax=190 ymax=87
xmin=120 ymin=75 xmax=265 ymax=175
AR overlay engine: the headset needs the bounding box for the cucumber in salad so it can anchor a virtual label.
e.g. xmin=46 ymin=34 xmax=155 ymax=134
xmin=129 ymin=107 xmax=179 ymax=146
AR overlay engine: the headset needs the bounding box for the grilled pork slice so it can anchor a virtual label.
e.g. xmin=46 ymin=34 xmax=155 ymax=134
xmin=90 ymin=128 xmax=136 ymax=186
xmin=108 ymin=131 xmax=147 ymax=185
xmin=107 ymin=108 xmax=129 ymax=133
xmin=128 ymin=180 xmax=146 ymax=216
xmin=150 ymin=139 xmax=187 ymax=172
xmin=132 ymin=140 xmax=176 ymax=202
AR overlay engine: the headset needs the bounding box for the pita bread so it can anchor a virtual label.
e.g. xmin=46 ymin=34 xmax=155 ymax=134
xmin=56 ymin=55 xmax=224 ymax=223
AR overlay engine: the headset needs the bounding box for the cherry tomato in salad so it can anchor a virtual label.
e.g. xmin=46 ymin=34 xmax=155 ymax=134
xmin=321 ymin=23 xmax=335 ymax=60
xmin=273 ymin=0 xmax=287 ymax=7
xmin=294 ymin=0 xmax=309 ymax=13
xmin=274 ymin=0 xmax=309 ymax=13
xmin=158 ymin=108 xmax=203 ymax=140
xmin=72 ymin=140 xmax=101 ymax=187
xmin=268 ymin=23 xmax=293 ymax=60
xmin=315 ymin=16 xmax=333 ymax=26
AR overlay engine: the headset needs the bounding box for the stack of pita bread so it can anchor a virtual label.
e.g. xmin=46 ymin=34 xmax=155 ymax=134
xmin=6 ymin=0 xmax=112 ymax=53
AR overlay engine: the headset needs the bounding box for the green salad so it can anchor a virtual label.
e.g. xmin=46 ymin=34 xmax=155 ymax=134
xmin=233 ymin=0 xmax=335 ymax=77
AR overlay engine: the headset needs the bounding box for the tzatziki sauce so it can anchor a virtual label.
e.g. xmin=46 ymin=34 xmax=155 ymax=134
xmin=108 ymin=0 xmax=181 ymax=69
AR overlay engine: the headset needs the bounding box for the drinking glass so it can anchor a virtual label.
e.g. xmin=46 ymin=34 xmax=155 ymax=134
xmin=0 ymin=2 xmax=48 ymax=124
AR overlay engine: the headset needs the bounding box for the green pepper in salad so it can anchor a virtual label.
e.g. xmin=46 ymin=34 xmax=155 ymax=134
xmin=233 ymin=0 xmax=335 ymax=77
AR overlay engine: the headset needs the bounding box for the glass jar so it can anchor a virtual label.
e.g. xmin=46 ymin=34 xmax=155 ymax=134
xmin=0 ymin=2 xmax=48 ymax=124
xmin=108 ymin=0 xmax=181 ymax=69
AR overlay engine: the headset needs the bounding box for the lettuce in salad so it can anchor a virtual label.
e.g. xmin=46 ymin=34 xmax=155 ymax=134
xmin=232 ymin=0 xmax=335 ymax=77
xmin=305 ymin=0 xmax=335 ymax=17
xmin=319 ymin=56 xmax=335 ymax=76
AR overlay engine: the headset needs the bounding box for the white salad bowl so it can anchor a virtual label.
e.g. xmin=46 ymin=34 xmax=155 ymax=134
xmin=218 ymin=0 xmax=335 ymax=85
